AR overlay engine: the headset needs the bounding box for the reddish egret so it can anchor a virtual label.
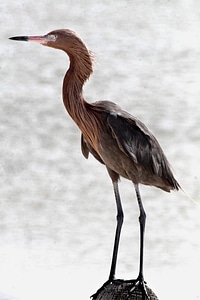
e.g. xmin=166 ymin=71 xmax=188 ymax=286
xmin=10 ymin=30 xmax=180 ymax=299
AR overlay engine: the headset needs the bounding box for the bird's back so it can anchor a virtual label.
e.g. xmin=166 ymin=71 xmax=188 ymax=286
xmin=82 ymin=100 xmax=180 ymax=192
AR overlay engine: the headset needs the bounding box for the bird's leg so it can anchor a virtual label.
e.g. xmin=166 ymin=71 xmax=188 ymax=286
xmin=108 ymin=181 xmax=124 ymax=281
xmin=127 ymin=184 xmax=149 ymax=299
xmin=91 ymin=180 xmax=124 ymax=299
xmin=135 ymin=184 xmax=146 ymax=283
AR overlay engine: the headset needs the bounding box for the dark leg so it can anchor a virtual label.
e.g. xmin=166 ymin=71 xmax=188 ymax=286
xmin=109 ymin=181 xmax=124 ymax=281
xmin=135 ymin=184 xmax=146 ymax=282
xmin=127 ymin=184 xmax=149 ymax=299
xmin=91 ymin=180 xmax=124 ymax=299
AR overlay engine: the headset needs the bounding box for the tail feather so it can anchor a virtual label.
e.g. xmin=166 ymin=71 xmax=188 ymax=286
xmin=180 ymin=187 xmax=197 ymax=204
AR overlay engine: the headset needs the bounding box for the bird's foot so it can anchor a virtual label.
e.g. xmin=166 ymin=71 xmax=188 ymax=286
xmin=91 ymin=278 xmax=124 ymax=299
xmin=126 ymin=276 xmax=149 ymax=300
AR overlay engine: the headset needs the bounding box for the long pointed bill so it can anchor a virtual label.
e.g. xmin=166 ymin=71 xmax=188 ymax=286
xmin=9 ymin=34 xmax=56 ymax=45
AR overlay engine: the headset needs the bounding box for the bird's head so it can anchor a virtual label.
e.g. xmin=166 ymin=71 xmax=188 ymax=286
xmin=9 ymin=29 xmax=85 ymax=53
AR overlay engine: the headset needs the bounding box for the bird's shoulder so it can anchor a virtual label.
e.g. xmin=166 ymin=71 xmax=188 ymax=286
xmin=92 ymin=100 xmax=152 ymax=138
xmin=92 ymin=100 xmax=122 ymax=114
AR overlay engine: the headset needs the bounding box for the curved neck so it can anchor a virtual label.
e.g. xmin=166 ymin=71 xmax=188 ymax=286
xmin=62 ymin=46 xmax=100 ymax=148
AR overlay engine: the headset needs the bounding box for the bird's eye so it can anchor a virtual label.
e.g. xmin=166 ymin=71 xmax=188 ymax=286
xmin=47 ymin=34 xmax=57 ymax=42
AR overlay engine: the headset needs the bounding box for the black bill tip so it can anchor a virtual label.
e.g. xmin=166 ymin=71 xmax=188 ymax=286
xmin=9 ymin=36 xmax=29 ymax=41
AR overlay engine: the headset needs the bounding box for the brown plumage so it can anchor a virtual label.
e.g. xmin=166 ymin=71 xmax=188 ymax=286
xmin=10 ymin=29 xmax=180 ymax=299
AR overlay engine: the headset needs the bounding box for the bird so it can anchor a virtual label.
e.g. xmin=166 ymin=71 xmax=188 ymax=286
xmin=10 ymin=29 xmax=180 ymax=299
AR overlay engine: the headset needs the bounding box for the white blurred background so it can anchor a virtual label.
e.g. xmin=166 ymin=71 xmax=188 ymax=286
xmin=1 ymin=1 xmax=200 ymax=299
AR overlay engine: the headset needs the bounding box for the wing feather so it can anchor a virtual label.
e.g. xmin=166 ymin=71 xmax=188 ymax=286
xmin=81 ymin=134 xmax=105 ymax=164
xmin=107 ymin=112 xmax=168 ymax=177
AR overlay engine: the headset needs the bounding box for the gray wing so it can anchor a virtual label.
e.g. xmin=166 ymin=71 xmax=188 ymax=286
xmin=107 ymin=112 xmax=173 ymax=179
